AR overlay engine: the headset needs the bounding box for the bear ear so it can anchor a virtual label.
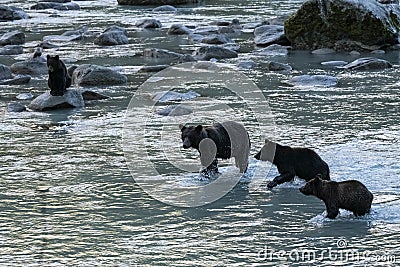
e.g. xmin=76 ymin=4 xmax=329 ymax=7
xmin=195 ymin=125 xmax=203 ymax=131
xmin=55 ymin=55 xmax=59 ymax=60
xmin=179 ymin=124 xmax=185 ymax=130
xmin=46 ymin=54 xmax=50 ymax=59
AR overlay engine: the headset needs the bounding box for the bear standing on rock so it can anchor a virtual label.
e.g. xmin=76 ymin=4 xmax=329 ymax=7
xmin=300 ymin=175 xmax=373 ymax=219
xmin=254 ymin=139 xmax=330 ymax=188
xmin=179 ymin=121 xmax=250 ymax=176
xmin=47 ymin=55 xmax=71 ymax=96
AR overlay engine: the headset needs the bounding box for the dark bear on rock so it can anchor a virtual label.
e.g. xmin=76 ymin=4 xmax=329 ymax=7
xmin=47 ymin=55 xmax=71 ymax=96
xmin=300 ymin=175 xmax=373 ymax=219
xmin=254 ymin=139 xmax=330 ymax=188
xmin=179 ymin=121 xmax=250 ymax=176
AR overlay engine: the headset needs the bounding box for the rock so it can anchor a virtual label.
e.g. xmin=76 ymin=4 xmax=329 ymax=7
xmin=0 ymin=5 xmax=28 ymax=21
xmin=193 ymin=26 xmax=219 ymax=35
xmin=0 ymin=45 xmax=23 ymax=55
xmin=0 ymin=64 xmax=12 ymax=80
xmin=71 ymin=64 xmax=127 ymax=86
xmin=0 ymin=30 xmax=25 ymax=45
xmin=40 ymin=0 xmax=71 ymax=3
xmin=81 ymin=90 xmax=110 ymax=101
xmin=10 ymin=60 xmax=47 ymax=75
xmin=177 ymin=54 xmax=197 ymax=63
xmin=200 ymin=34 xmax=234 ymax=44
xmin=156 ymin=104 xmax=193 ymax=116
xmin=312 ymin=48 xmax=336 ymax=55
xmin=343 ymin=57 xmax=392 ymax=70
xmin=371 ymin=49 xmax=385 ymax=54
xmin=321 ymin=60 xmax=349 ymax=67
xmin=94 ymin=26 xmax=129 ymax=46
xmin=16 ymin=92 xmax=34 ymax=100
xmin=349 ymin=51 xmax=361 ymax=56
xmin=7 ymin=102 xmax=26 ymax=112
xmin=188 ymin=34 xmax=204 ymax=44
xmin=333 ymin=39 xmax=382 ymax=51
xmin=152 ymin=90 xmax=200 ymax=102
xmin=138 ymin=64 xmax=170 ymax=72
xmin=39 ymin=41 xmax=60 ymax=49
xmin=218 ymin=26 xmax=236 ymax=34
xmin=167 ymin=24 xmax=192 ymax=35
xmin=117 ymin=0 xmax=201 ymax=5
xmin=0 ymin=74 xmax=31 ymax=85
xmin=284 ymin=0 xmax=400 ymax=50
xmin=28 ymin=90 xmax=84 ymax=111
xmin=237 ymin=60 xmax=257 ymax=69
xmin=222 ymin=43 xmax=240 ymax=52
xmin=265 ymin=61 xmax=292 ymax=71
xmin=31 ymin=2 xmax=80 ymax=10
xmin=193 ymin=46 xmax=238 ymax=60
xmin=287 ymin=75 xmax=338 ymax=87
xmin=153 ymin=5 xmax=177 ymax=12
xmin=143 ymin=48 xmax=182 ymax=59
xmin=253 ymin=44 xmax=289 ymax=56
xmin=254 ymin=25 xmax=289 ymax=46
xmin=135 ymin=18 xmax=162 ymax=29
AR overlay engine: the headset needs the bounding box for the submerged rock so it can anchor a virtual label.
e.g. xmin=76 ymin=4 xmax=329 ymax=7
xmin=287 ymin=75 xmax=338 ymax=87
xmin=7 ymin=102 xmax=26 ymax=112
xmin=253 ymin=44 xmax=289 ymax=56
xmin=135 ymin=18 xmax=162 ymax=28
xmin=31 ymin=2 xmax=80 ymax=10
xmin=265 ymin=61 xmax=292 ymax=72
xmin=138 ymin=65 xmax=170 ymax=72
xmin=143 ymin=48 xmax=182 ymax=59
xmin=0 ymin=45 xmax=23 ymax=55
xmin=81 ymin=90 xmax=110 ymax=101
xmin=153 ymin=5 xmax=177 ymax=12
xmin=152 ymin=91 xmax=200 ymax=102
xmin=94 ymin=26 xmax=129 ymax=46
xmin=321 ymin=60 xmax=349 ymax=67
xmin=193 ymin=46 xmax=238 ymax=60
xmin=71 ymin=64 xmax=127 ymax=86
xmin=200 ymin=34 xmax=234 ymax=44
xmin=117 ymin=0 xmax=201 ymax=5
xmin=312 ymin=48 xmax=336 ymax=55
xmin=28 ymin=90 xmax=84 ymax=111
xmin=156 ymin=104 xmax=193 ymax=116
xmin=284 ymin=0 xmax=400 ymax=50
xmin=16 ymin=92 xmax=34 ymax=100
xmin=0 ymin=5 xmax=28 ymax=21
xmin=343 ymin=57 xmax=392 ymax=70
xmin=0 ymin=30 xmax=25 ymax=45
xmin=237 ymin=60 xmax=257 ymax=69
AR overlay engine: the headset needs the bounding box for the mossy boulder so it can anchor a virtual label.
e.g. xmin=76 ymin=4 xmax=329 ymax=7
xmin=284 ymin=0 xmax=400 ymax=50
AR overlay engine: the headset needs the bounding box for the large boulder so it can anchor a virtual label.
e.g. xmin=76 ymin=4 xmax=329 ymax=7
xmin=10 ymin=60 xmax=47 ymax=75
xmin=117 ymin=0 xmax=200 ymax=5
xmin=284 ymin=0 xmax=400 ymax=50
xmin=0 ymin=45 xmax=23 ymax=55
xmin=0 ymin=30 xmax=25 ymax=45
xmin=28 ymin=90 xmax=84 ymax=111
xmin=0 ymin=64 xmax=31 ymax=84
xmin=71 ymin=64 xmax=127 ymax=86
xmin=0 ymin=5 xmax=28 ymax=21
xmin=254 ymin=25 xmax=289 ymax=46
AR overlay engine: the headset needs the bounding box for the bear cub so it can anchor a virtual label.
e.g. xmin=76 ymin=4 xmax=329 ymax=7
xmin=254 ymin=139 xmax=330 ymax=188
xmin=300 ymin=175 xmax=373 ymax=219
xmin=47 ymin=55 xmax=71 ymax=96
xmin=179 ymin=121 xmax=250 ymax=176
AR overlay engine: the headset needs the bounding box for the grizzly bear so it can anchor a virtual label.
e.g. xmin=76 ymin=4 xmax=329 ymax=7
xmin=47 ymin=55 xmax=71 ymax=96
xmin=299 ymin=175 xmax=373 ymax=219
xmin=179 ymin=121 xmax=250 ymax=176
xmin=254 ymin=139 xmax=330 ymax=188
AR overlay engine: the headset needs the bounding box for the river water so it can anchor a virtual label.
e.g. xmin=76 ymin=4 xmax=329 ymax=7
xmin=1 ymin=0 xmax=400 ymax=265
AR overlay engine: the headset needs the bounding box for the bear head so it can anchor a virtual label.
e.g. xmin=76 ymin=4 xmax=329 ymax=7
xmin=299 ymin=174 xmax=324 ymax=196
xmin=179 ymin=124 xmax=208 ymax=149
xmin=254 ymin=139 xmax=276 ymax=162
xmin=46 ymin=55 xmax=62 ymax=73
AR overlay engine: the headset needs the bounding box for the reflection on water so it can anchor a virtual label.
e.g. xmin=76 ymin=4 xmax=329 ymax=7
xmin=0 ymin=0 xmax=400 ymax=265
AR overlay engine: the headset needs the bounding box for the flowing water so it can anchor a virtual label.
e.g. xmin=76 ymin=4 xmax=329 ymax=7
xmin=1 ymin=0 xmax=400 ymax=265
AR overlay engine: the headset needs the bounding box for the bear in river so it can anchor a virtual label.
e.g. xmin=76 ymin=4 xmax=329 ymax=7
xmin=179 ymin=121 xmax=250 ymax=176
xmin=299 ymin=175 xmax=373 ymax=219
xmin=254 ymin=139 xmax=330 ymax=188
xmin=47 ymin=55 xmax=71 ymax=96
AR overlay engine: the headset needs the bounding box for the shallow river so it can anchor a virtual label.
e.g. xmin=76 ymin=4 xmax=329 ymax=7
xmin=1 ymin=0 xmax=400 ymax=266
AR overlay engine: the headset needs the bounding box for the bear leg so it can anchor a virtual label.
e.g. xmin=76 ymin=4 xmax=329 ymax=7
xmin=267 ymin=172 xmax=295 ymax=188
xmin=326 ymin=206 xmax=339 ymax=219
xmin=200 ymin=159 xmax=219 ymax=178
